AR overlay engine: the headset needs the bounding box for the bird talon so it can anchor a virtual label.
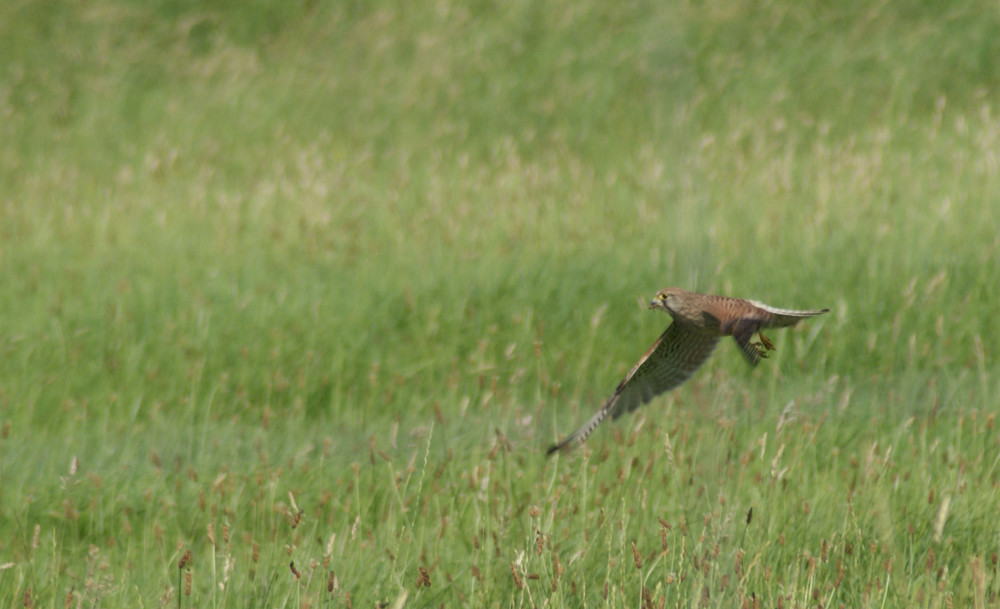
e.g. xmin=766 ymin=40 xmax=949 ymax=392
xmin=751 ymin=342 xmax=770 ymax=359
xmin=758 ymin=332 xmax=776 ymax=352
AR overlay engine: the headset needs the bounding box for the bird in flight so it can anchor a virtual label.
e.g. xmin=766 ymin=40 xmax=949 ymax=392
xmin=547 ymin=287 xmax=829 ymax=455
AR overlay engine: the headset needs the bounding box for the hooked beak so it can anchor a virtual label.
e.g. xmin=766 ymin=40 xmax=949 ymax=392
xmin=649 ymin=298 xmax=662 ymax=310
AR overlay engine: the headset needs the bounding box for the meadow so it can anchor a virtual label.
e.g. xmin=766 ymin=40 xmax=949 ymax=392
xmin=1 ymin=0 xmax=999 ymax=607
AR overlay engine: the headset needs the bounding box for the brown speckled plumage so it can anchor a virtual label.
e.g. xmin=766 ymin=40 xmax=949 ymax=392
xmin=547 ymin=288 xmax=828 ymax=455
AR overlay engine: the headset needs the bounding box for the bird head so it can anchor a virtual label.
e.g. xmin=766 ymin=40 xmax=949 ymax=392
xmin=649 ymin=287 xmax=684 ymax=313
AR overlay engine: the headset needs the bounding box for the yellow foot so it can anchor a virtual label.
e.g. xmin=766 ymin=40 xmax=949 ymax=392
xmin=750 ymin=342 xmax=771 ymax=359
xmin=758 ymin=332 xmax=776 ymax=352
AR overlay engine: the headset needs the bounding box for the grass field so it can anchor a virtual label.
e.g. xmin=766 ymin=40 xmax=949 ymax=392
xmin=2 ymin=0 xmax=999 ymax=607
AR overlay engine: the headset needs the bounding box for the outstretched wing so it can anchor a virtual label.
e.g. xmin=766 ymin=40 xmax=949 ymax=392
xmin=547 ymin=322 xmax=718 ymax=454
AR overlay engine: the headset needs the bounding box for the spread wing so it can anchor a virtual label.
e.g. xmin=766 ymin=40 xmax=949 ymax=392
xmin=547 ymin=322 xmax=718 ymax=454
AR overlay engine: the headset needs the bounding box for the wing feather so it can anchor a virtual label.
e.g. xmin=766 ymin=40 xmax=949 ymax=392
xmin=547 ymin=322 xmax=718 ymax=454
xmin=725 ymin=318 xmax=766 ymax=366
xmin=610 ymin=322 xmax=719 ymax=418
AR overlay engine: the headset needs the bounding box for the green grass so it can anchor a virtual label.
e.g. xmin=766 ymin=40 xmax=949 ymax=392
xmin=2 ymin=0 xmax=999 ymax=607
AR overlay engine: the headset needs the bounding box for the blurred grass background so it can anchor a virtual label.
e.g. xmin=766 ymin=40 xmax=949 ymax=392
xmin=1 ymin=0 xmax=998 ymax=606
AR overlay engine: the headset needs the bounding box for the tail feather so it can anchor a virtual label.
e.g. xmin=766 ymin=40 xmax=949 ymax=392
xmin=749 ymin=301 xmax=830 ymax=326
xmin=749 ymin=301 xmax=829 ymax=317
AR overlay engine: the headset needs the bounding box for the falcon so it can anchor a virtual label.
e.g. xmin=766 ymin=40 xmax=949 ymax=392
xmin=547 ymin=287 xmax=829 ymax=454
